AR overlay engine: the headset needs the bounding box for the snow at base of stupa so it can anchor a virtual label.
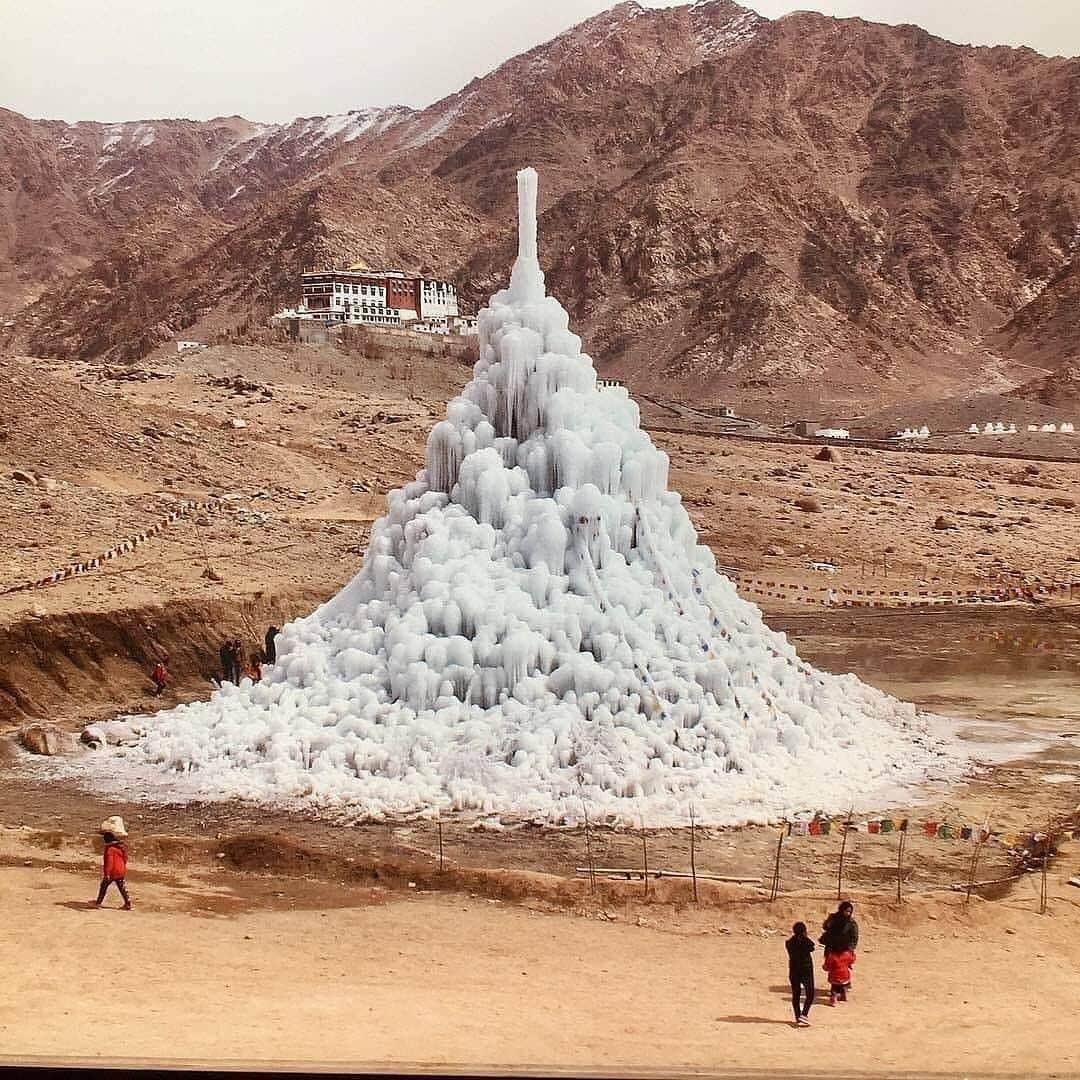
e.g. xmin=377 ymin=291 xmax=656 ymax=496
xmin=83 ymin=168 xmax=967 ymax=826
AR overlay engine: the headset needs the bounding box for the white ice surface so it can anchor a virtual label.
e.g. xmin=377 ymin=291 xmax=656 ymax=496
xmin=82 ymin=167 xmax=968 ymax=826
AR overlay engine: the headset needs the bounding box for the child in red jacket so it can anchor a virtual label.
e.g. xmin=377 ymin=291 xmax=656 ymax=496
xmin=92 ymin=815 xmax=132 ymax=910
xmin=823 ymin=948 xmax=854 ymax=1005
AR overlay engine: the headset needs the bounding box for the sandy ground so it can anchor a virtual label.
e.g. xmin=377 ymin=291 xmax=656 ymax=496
xmin=3 ymin=339 xmax=1080 ymax=1074
xmin=3 ymin=840 xmax=1080 ymax=1074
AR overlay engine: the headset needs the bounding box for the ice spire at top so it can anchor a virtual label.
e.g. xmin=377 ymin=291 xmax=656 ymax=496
xmin=518 ymin=166 xmax=538 ymax=260
xmin=508 ymin=166 xmax=545 ymax=303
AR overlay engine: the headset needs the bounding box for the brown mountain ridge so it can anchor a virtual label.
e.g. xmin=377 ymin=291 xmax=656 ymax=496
xmin=2 ymin=0 xmax=1079 ymax=412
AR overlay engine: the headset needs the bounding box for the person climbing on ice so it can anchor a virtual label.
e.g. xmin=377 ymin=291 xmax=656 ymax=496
xmin=92 ymin=816 xmax=132 ymax=910
xmin=785 ymin=921 xmax=815 ymax=1026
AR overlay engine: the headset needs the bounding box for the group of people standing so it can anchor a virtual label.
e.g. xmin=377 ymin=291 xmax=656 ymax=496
xmin=219 ymin=625 xmax=280 ymax=685
xmin=146 ymin=625 xmax=282 ymax=696
xmin=785 ymin=900 xmax=859 ymax=1027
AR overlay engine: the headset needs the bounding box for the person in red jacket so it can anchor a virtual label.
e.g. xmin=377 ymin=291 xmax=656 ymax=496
xmin=823 ymin=947 xmax=854 ymax=1005
xmin=92 ymin=816 xmax=132 ymax=910
xmin=150 ymin=656 xmax=170 ymax=696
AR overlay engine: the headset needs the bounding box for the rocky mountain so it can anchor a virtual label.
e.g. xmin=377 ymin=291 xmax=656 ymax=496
xmin=2 ymin=0 xmax=1079 ymax=412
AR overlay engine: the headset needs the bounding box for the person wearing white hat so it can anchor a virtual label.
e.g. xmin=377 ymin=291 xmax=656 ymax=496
xmin=92 ymin=816 xmax=132 ymax=909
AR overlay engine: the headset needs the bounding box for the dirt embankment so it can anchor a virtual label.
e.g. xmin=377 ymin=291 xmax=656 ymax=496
xmin=0 ymin=588 xmax=326 ymax=728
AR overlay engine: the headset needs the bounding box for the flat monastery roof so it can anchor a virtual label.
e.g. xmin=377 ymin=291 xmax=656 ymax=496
xmin=302 ymin=269 xmax=456 ymax=285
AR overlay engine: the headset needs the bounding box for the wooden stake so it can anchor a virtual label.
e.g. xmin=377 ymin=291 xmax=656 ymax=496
xmin=836 ymin=810 xmax=853 ymax=901
xmin=437 ymin=815 xmax=444 ymax=874
xmin=582 ymin=801 xmax=596 ymax=893
xmin=965 ymin=813 xmax=991 ymax=906
xmin=1040 ymin=826 xmax=1053 ymax=916
xmin=689 ymin=804 xmax=699 ymax=903
xmin=770 ymin=823 xmax=786 ymax=902
xmin=895 ymin=828 xmax=906 ymax=904
xmin=641 ymin=826 xmax=650 ymax=899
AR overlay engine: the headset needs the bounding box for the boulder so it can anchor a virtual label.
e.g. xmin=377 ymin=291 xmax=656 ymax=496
xmin=227 ymin=417 xmax=247 ymax=430
xmin=933 ymin=515 xmax=958 ymax=530
xmin=1047 ymin=497 xmax=1076 ymax=509
xmin=815 ymin=446 xmax=842 ymax=463
xmin=12 ymin=469 xmax=36 ymax=484
xmin=18 ymin=724 xmax=69 ymax=756
xmin=795 ymin=496 xmax=823 ymax=513
xmin=764 ymin=544 xmax=786 ymax=557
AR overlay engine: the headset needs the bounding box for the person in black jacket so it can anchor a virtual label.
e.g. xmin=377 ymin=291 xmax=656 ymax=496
xmin=264 ymin=625 xmax=280 ymax=666
xmin=785 ymin=921 xmax=815 ymax=1026
xmin=820 ymin=900 xmax=859 ymax=995
xmin=821 ymin=900 xmax=859 ymax=953
xmin=219 ymin=639 xmax=233 ymax=684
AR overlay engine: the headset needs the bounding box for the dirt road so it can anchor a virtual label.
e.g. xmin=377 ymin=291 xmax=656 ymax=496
xmin=3 ymin=844 xmax=1079 ymax=1074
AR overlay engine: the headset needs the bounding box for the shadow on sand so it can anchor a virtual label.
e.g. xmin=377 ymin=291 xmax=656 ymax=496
xmin=715 ymin=1015 xmax=796 ymax=1027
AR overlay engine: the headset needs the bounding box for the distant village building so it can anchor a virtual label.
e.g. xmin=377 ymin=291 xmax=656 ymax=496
xmin=176 ymin=340 xmax=207 ymax=354
xmin=597 ymin=378 xmax=624 ymax=390
xmin=275 ymin=264 xmax=476 ymax=335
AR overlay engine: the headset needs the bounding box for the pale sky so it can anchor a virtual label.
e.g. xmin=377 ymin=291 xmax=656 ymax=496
xmin=1 ymin=0 xmax=1077 ymax=125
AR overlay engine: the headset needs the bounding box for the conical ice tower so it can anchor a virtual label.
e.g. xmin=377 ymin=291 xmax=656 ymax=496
xmin=91 ymin=169 xmax=963 ymax=825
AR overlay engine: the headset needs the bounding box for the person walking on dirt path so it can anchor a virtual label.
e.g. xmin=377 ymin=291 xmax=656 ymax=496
xmin=264 ymin=625 xmax=280 ymax=666
xmin=823 ymin=945 xmax=855 ymax=1006
xmin=785 ymin=921 xmax=816 ymax=1026
xmin=92 ymin=816 xmax=132 ymax=910
xmin=820 ymin=900 xmax=859 ymax=955
xmin=150 ymin=655 xmax=170 ymax=696
xmin=820 ymin=900 xmax=859 ymax=998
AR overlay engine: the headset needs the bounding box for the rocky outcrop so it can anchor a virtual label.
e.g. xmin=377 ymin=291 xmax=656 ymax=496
xmin=18 ymin=724 xmax=70 ymax=755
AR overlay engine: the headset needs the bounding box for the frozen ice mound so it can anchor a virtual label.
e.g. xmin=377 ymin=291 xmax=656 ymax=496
xmin=89 ymin=168 xmax=966 ymax=825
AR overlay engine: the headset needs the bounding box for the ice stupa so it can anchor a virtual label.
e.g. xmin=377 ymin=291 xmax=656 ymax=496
xmin=88 ymin=169 xmax=964 ymax=825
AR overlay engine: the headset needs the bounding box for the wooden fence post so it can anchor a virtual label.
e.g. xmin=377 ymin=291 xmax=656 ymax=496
xmin=1040 ymin=827 xmax=1053 ymax=915
xmin=837 ymin=810 xmax=853 ymax=901
xmin=770 ymin=823 xmax=786 ymax=902
xmin=965 ymin=814 xmax=991 ymax=905
xmin=895 ymin=827 xmax=906 ymax=904
xmin=582 ymin=801 xmax=596 ymax=893
xmin=689 ymin=804 xmax=699 ymax=903
xmin=641 ymin=825 xmax=650 ymax=899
